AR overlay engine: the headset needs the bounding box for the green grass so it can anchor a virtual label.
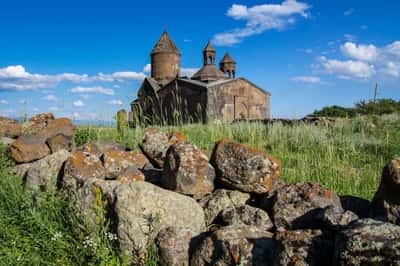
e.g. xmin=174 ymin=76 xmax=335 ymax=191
xmin=0 ymin=113 xmax=399 ymax=265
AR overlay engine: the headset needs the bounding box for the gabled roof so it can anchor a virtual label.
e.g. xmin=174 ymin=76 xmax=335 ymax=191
xmin=191 ymin=64 xmax=227 ymax=82
xmin=220 ymin=52 xmax=236 ymax=64
xmin=207 ymin=77 xmax=271 ymax=96
xmin=203 ymin=41 xmax=216 ymax=52
xmin=151 ymin=31 xmax=180 ymax=54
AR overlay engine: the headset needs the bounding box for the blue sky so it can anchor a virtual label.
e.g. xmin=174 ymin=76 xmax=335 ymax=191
xmin=0 ymin=0 xmax=399 ymax=120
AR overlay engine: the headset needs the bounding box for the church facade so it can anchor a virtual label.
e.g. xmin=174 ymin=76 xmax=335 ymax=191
xmin=127 ymin=31 xmax=271 ymax=126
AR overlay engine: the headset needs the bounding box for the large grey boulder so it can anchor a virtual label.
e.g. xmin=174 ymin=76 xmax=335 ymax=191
xmin=333 ymin=219 xmax=400 ymax=265
xmin=156 ymin=226 xmax=198 ymax=266
xmin=139 ymin=128 xmax=187 ymax=168
xmin=24 ymin=149 xmax=70 ymax=191
xmin=191 ymin=225 xmax=274 ymax=266
xmin=162 ymin=141 xmax=215 ymax=198
xmin=217 ymin=204 xmax=273 ymax=231
xmin=114 ymin=181 xmax=205 ymax=259
xmin=271 ymin=182 xmax=342 ymax=231
xmin=372 ymin=157 xmax=400 ymax=225
xmin=274 ymin=229 xmax=333 ymax=266
xmin=211 ymin=138 xmax=281 ymax=194
xmin=199 ymin=189 xmax=250 ymax=226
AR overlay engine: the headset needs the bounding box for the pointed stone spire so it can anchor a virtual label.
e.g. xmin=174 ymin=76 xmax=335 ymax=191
xmin=204 ymin=40 xmax=216 ymax=52
xmin=151 ymin=31 xmax=180 ymax=54
xmin=221 ymin=52 xmax=236 ymax=64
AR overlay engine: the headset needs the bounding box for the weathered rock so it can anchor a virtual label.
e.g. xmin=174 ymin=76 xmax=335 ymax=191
xmin=333 ymin=219 xmax=400 ymax=265
xmin=315 ymin=205 xmax=358 ymax=231
xmin=116 ymin=166 xmax=145 ymax=182
xmin=42 ymin=118 xmax=75 ymax=139
xmin=199 ymin=189 xmax=250 ymax=226
xmin=211 ymin=138 xmax=281 ymax=194
xmin=340 ymin=195 xmax=371 ymax=218
xmin=24 ymin=149 xmax=70 ymax=191
xmin=76 ymin=140 xmax=128 ymax=158
xmin=271 ymin=182 xmax=342 ymax=231
xmin=217 ymin=204 xmax=273 ymax=231
xmin=46 ymin=134 xmax=74 ymax=153
xmin=141 ymin=164 xmax=163 ymax=185
xmin=372 ymin=157 xmax=400 ymax=225
xmin=102 ymin=149 xmax=149 ymax=179
xmin=156 ymin=226 xmax=197 ymax=266
xmin=114 ymin=181 xmax=205 ymax=258
xmin=140 ymin=128 xmax=187 ymax=168
xmin=61 ymin=151 xmax=106 ymax=190
xmin=0 ymin=137 xmax=15 ymax=147
xmin=200 ymin=149 xmax=212 ymax=161
xmin=22 ymin=112 xmax=54 ymax=135
xmin=191 ymin=225 xmax=274 ymax=266
xmin=162 ymin=141 xmax=215 ymax=198
xmin=0 ymin=117 xmax=22 ymax=138
xmin=10 ymin=136 xmax=51 ymax=163
xmin=274 ymin=229 xmax=333 ymax=266
xmin=13 ymin=163 xmax=32 ymax=178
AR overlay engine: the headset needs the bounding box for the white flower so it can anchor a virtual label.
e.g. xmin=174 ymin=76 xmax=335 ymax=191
xmin=51 ymin=231 xmax=62 ymax=241
xmin=106 ymin=232 xmax=118 ymax=241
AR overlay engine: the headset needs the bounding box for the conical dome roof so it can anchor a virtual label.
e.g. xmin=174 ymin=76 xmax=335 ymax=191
xmin=203 ymin=41 xmax=216 ymax=52
xmin=221 ymin=52 xmax=236 ymax=64
xmin=151 ymin=31 xmax=180 ymax=54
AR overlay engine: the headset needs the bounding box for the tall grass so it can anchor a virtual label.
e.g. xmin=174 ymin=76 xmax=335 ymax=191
xmin=78 ymin=113 xmax=400 ymax=200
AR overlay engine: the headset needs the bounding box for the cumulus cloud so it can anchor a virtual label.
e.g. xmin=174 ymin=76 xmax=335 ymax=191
xmin=341 ymin=42 xmax=378 ymax=62
xmin=0 ymin=65 xmax=145 ymax=91
xmin=143 ymin=64 xmax=151 ymax=73
xmin=70 ymin=86 xmax=115 ymax=95
xmin=212 ymin=0 xmax=311 ymax=46
xmin=318 ymin=56 xmax=375 ymax=79
xmin=108 ymin=99 xmax=123 ymax=105
xmin=292 ymin=76 xmax=321 ymax=83
xmin=43 ymin=94 xmax=58 ymax=102
xmin=0 ymin=99 xmax=8 ymax=105
xmin=317 ymin=40 xmax=400 ymax=80
xmin=73 ymin=100 xmax=85 ymax=107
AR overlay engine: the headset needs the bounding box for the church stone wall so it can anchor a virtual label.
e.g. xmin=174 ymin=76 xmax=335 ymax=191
xmin=207 ymin=79 xmax=270 ymax=122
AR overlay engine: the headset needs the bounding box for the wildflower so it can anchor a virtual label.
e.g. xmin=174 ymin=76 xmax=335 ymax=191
xmin=51 ymin=231 xmax=62 ymax=241
xmin=106 ymin=232 xmax=118 ymax=241
xmin=83 ymin=236 xmax=97 ymax=249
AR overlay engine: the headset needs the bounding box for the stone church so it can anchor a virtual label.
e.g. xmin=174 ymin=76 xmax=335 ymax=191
xmin=127 ymin=31 xmax=271 ymax=126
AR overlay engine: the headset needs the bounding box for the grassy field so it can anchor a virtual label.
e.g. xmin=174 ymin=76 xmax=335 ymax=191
xmin=0 ymin=113 xmax=399 ymax=265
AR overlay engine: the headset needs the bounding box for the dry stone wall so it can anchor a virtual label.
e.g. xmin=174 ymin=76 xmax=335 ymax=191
xmin=1 ymin=113 xmax=400 ymax=265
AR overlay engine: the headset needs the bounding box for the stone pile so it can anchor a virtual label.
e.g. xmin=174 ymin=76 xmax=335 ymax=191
xmin=2 ymin=113 xmax=400 ymax=265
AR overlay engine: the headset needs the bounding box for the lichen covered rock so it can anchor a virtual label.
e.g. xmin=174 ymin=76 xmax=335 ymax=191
xmin=217 ymin=204 xmax=273 ymax=231
xmin=333 ymin=219 xmax=400 ymax=265
xmin=46 ymin=133 xmax=74 ymax=153
xmin=102 ymin=149 xmax=149 ymax=179
xmin=0 ymin=117 xmax=22 ymax=138
xmin=199 ymin=189 xmax=250 ymax=226
xmin=211 ymin=138 xmax=281 ymax=194
xmin=116 ymin=166 xmax=146 ymax=182
xmin=162 ymin=141 xmax=215 ymax=198
xmin=62 ymin=151 xmax=106 ymax=190
xmin=274 ymin=229 xmax=333 ymax=266
xmin=114 ymin=181 xmax=205 ymax=258
xmin=156 ymin=226 xmax=197 ymax=266
xmin=140 ymin=128 xmax=187 ymax=168
xmin=191 ymin=225 xmax=274 ymax=266
xmin=271 ymin=182 xmax=342 ymax=231
xmin=24 ymin=149 xmax=71 ymax=191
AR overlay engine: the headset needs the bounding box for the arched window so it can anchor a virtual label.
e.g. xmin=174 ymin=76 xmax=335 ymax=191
xmin=232 ymin=70 xmax=235 ymax=79
xmin=208 ymin=56 xmax=213 ymax=65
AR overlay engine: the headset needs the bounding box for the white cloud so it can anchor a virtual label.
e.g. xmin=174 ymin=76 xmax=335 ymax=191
xmin=344 ymin=8 xmax=354 ymax=16
xmin=70 ymin=86 xmax=115 ymax=96
xmin=43 ymin=94 xmax=58 ymax=102
xmin=80 ymin=94 xmax=91 ymax=99
xmin=108 ymin=99 xmax=123 ymax=105
xmin=73 ymin=100 xmax=85 ymax=107
xmin=382 ymin=61 xmax=400 ymax=78
xmin=341 ymin=42 xmax=379 ymax=62
xmin=292 ymin=76 xmax=321 ymax=83
xmin=386 ymin=41 xmax=400 ymax=58
xmin=212 ymin=0 xmax=311 ymax=46
xmin=344 ymin=34 xmax=357 ymax=42
xmin=0 ymin=99 xmax=8 ymax=105
xmin=181 ymin=68 xmax=199 ymax=77
xmin=0 ymin=65 xmax=145 ymax=91
xmin=143 ymin=64 xmax=151 ymax=73
xmin=318 ymin=56 xmax=375 ymax=79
